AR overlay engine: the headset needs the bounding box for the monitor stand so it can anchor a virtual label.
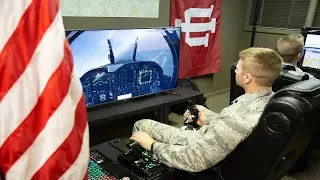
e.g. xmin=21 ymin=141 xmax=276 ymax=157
xmin=88 ymin=92 xmax=163 ymax=112
xmin=86 ymin=87 xmax=204 ymax=125
xmin=161 ymin=89 xmax=182 ymax=96
xmin=126 ymin=89 xmax=181 ymax=102
xmin=130 ymin=93 xmax=157 ymax=101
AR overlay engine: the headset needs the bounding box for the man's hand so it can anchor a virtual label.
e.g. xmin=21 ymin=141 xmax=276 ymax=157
xmin=185 ymin=108 xmax=208 ymax=127
xmin=129 ymin=131 xmax=156 ymax=151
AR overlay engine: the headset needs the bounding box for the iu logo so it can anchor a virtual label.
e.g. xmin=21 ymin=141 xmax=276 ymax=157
xmin=175 ymin=5 xmax=216 ymax=47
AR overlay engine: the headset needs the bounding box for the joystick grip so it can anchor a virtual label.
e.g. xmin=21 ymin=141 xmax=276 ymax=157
xmin=186 ymin=106 xmax=199 ymax=128
xmin=126 ymin=140 xmax=142 ymax=158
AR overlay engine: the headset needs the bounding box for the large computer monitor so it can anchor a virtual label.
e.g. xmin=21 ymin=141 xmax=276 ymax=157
xmin=66 ymin=27 xmax=180 ymax=107
xmin=300 ymin=27 xmax=320 ymax=72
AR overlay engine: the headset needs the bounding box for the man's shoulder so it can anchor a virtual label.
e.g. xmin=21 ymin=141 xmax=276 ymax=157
xmin=227 ymin=90 xmax=273 ymax=117
xmin=235 ymin=89 xmax=273 ymax=104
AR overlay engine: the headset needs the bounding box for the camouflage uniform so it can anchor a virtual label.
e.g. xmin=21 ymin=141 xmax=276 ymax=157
xmin=133 ymin=88 xmax=274 ymax=172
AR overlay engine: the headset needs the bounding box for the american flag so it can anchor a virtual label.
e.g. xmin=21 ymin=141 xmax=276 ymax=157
xmin=0 ymin=0 xmax=89 ymax=179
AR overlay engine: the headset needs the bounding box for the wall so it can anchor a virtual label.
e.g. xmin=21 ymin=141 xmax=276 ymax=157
xmin=62 ymin=0 xmax=249 ymax=96
xmin=194 ymin=1 xmax=289 ymax=95
xmin=192 ymin=0 xmax=250 ymax=95
xmin=206 ymin=0 xmax=297 ymax=94
xmin=253 ymin=33 xmax=283 ymax=48
xmin=239 ymin=32 xmax=283 ymax=49
xmin=189 ymin=0 xmax=297 ymax=95
xmin=63 ymin=0 xmax=170 ymax=30
xmin=209 ymin=0 xmax=249 ymax=93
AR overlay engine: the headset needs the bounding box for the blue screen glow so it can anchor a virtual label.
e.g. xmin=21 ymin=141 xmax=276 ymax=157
xmin=66 ymin=28 xmax=180 ymax=107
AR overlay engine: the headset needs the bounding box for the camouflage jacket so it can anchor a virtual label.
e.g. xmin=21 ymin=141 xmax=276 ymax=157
xmin=152 ymin=88 xmax=274 ymax=172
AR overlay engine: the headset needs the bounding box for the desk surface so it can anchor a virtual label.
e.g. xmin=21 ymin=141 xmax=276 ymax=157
xmin=87 ymin=87 xmax=203 ymax=124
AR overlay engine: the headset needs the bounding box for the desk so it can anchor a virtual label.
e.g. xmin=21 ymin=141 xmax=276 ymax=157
xmin=87 ymin=87 xmax=203 ymax=125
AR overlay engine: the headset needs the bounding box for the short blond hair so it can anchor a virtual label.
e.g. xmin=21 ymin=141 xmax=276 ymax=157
xmin=275 ymin=34 xmax=304 ymax=63
xmin=239 ymin=47 xmax=283 ymax=87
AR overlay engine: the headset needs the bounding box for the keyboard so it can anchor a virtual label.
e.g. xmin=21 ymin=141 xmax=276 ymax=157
xmin=89 ymin=150 xmax=117 ymax=180
xmin=88 ymin=159 xmax=117 ymax=180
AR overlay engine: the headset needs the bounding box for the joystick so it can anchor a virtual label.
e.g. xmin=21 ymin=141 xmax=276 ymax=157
xmin=126 ymin=140 xmax=142 ymax=159
xmin=184 ymin=105 xmax=200 ymax=130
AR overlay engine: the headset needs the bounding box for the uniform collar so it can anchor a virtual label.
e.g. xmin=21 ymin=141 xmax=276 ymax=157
xmin=283 ymin=62 xmax=297 ymax=69
xmin=232 ymin=88 xmax=273 ymax=104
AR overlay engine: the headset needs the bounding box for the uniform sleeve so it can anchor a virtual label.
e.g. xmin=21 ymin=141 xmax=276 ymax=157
xmin=152 ymin=109 xmax=261 ymax=172
xmin=152 ymin=121 xmax=248 ymax=172
xmin=152 ymin=136 xmax=228 ymax=172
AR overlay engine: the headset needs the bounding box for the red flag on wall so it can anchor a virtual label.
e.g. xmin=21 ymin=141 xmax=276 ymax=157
xmin=0 ymin=0 xmax=89 ymax=179
xmin=170 ymin=0 xmax=222 ymax=78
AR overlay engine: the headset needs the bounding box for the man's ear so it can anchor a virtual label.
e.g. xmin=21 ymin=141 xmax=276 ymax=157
xmin=297 ymin=53 xmax=302 ymax=60
xmin=244 ymin=73 xmax=253 ymax=84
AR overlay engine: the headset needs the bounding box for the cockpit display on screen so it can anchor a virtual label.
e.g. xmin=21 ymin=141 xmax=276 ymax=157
xmin=66 ymin=28 xmax=180 ymax=107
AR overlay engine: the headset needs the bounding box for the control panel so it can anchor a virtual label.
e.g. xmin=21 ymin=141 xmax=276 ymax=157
xmin=118 ymin=150 xmax=168 ymax=180
xmin=80 ymin=61 xmax=164 ymax=106
xmin=117 ymin=141 xmax=169 ymax=180
xmin=89 ymin=150 xmax=138 ymax=180
xmin=89 ymin=139 xmax=170 ymax=180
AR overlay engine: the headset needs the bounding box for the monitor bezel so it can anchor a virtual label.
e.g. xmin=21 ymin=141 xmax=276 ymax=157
xmin=299 ymin=26 xmax=320 ymax=72
xmin=65 ymin=27 xmax=181 ymax=109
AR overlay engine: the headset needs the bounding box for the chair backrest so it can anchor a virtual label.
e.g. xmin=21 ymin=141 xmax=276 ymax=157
xmin=230 ymin=61 xmax=309 ymax=104
xmin=229 ymin=61 xmax=245 ymax=104
xmin=221 ymin=80 xmax=320 ymax=180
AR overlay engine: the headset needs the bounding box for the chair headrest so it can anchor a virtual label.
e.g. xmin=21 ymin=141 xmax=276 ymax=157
xmin=279 ymin=70 xmax=310 ymax=81
xmin=272 ymin=80 xmax=320 ymax=100
xmin=282 ymin=64 xmax=296 ymax=71
xmin=232 ymin=61 xmax=238 ymax=69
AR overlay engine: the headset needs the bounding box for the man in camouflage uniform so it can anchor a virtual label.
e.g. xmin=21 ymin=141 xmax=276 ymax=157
xmin=130 ymin=47 xmax=283 ymax=172
xmin=275 ymin=34 xmax=316 ymax=79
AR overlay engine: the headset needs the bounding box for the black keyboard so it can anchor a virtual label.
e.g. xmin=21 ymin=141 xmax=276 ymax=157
xmin=89 ymin=150 xmax=140 ymax=180
xmin=89 ymin=150 xmax=117 ymax=180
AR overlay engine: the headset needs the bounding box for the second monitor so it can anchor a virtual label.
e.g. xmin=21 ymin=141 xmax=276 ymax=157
xmin=66 ymin=27 xmax=180 ymax=107
xmin=301 ymin=27 xmax=320 ymax=72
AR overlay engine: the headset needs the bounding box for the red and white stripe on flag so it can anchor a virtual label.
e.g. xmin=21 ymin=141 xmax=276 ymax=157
xmin=0 ymin=0 xmax=89 ymax=179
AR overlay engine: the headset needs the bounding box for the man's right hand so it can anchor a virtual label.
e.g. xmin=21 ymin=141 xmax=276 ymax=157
xmin=184 ymin=108 xmax=208 ymax=127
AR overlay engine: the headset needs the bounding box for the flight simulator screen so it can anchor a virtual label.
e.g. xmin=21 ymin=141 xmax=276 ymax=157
xmin=66 ymin=28 xmax=180 ymax=107
xmin=302 ymin=34 xmax=320 ymax=70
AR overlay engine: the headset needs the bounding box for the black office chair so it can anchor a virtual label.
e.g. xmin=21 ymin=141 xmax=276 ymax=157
xmin=230 ymin=61 xmax=309 ymax=104
xmin=229 ymin=61 xmax=245 ymax=104
xmin=220 ymin=80 xmax=320 ymax=180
